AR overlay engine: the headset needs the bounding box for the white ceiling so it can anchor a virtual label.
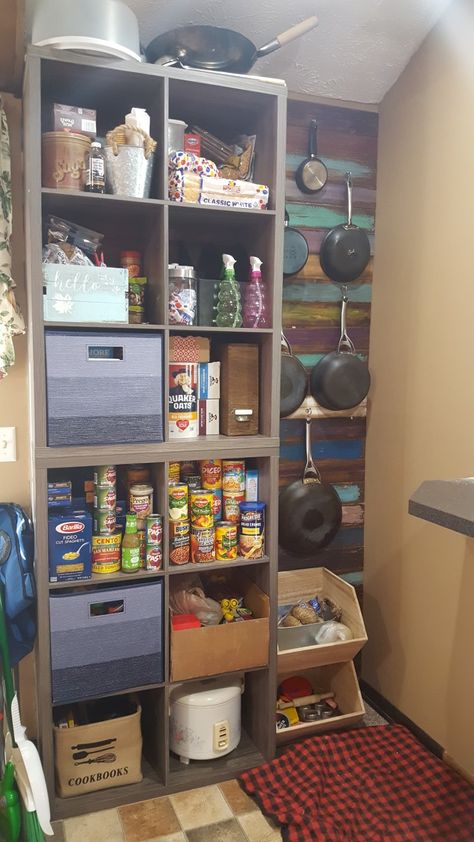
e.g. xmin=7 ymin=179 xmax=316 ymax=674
xmin=27 ymin=0 xmax=451 ymax=103
xmin=126 ymin=0 xmax=451 ymax=103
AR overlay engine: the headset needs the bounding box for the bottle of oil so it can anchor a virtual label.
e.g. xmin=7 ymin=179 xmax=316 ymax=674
xmin=85 ymin=141 xmax=106 ymax=193
xmin=121 ymin=513 xmax=140 ymax=572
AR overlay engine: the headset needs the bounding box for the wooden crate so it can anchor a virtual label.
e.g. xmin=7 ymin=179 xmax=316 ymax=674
xmin=277 ymin=568 xmax=367 ymax=672
xmin=276 ymin=661 xmax=364 ymax=746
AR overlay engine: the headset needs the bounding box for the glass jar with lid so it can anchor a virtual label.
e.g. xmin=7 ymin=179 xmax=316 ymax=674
xmin=168 ymin=264 xmax=198 ymax=325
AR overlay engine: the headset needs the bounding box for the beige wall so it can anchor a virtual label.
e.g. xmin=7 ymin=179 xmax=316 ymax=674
xmin=363 ymin=0 xmax=474 ymax=775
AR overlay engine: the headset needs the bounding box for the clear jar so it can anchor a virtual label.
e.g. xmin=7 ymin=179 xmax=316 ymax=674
xmin=168 ymin=264 xmax=198 ymax=325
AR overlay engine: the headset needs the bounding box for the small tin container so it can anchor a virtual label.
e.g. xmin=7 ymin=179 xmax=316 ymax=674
xmin=93 ymin=485 xmax=117 ymax=511
xmin=222 ymin=492 xmax=245 ymax=524
xmin=92 ymin=532 xmax=122 ymax=574
xmin=239 ymin=501 xmax=265 ymax=559
xmin=222 ymin=460 xmax=245 ymax=493
xmin=129 ymin=483 xmax=154 ymax=529
xmin=93 ymin=509 xmax=117 ymax=535
xmin=191 ymin=526 xmax=216 ymax=563
xmin=215 ymin=521 xmax=238 ymax=561
xmin=93 ymin=465 xmax=116 ymax=488
xmin=200 ymin=459 xmax=222 ymax=490
xmin=146 ymin=545 xmax=162 ymax=570
xmin=169 ymin=520 xmax=190 ymax=565
xmin=146 ymin=514 xmax=163 ymax=547
xmin=169 ymin=482 xmax=188 ymax=521
xmin=190 ymin=489 xmax=214 ymax=529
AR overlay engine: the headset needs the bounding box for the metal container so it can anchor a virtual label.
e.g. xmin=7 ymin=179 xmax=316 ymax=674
xmin=105 ymin=146 xmax=154 ymax=198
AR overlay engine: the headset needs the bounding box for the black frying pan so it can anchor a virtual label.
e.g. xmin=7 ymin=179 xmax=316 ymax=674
xmin=295 ymin=120 xmax=327 ymax=194
xmin=284 ymin=209 xmax=309 ymax=277
xmin=146 ymin=18 xmax=318 ymax=73
xmin=319 ymin=172 xmax=370 ymax=285
xmin=310 ymin=292 xmax=370 ymax=410
xmin=279 ymin=415 xmax=342 ymax=556
xmin=280 ymin=332 xmax=307 ymax=418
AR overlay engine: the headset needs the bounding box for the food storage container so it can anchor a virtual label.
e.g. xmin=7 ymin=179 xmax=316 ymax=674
xmin=42 ymin=131 xmax=91 ymax=190
xmin=168 ymin=264 xmax=198 ymax=325
xmin=170 ymin=676 xmax=243 ymax=762
xmin=168 ymin=119 xmax=186 ymax=155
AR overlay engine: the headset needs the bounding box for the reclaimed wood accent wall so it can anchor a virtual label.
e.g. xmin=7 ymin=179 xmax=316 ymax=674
xmin=279 ymin=98 xmax=378 ymax=596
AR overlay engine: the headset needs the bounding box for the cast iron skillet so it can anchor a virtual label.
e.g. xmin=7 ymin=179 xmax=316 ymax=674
xmin=319 ymin=172 xmax=370 ymax=285
xmin=279 ymin=414 xmax=342 ymax=556
xmin=146 ymin=18 xmax=318 ymax=73
xmin=280 ymin=332 xmax=307 ymax=418
xmin=283 ymin=209 xmax=309 ymax=277
xmin=295 ymin=120 xmax=327 ymax=194
xmin=310 ymin=292 xmax=370 ymax=410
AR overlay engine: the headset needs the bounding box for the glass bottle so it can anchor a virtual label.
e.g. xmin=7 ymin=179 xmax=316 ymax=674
xmin=121 ymin=513 xmax=140 ymax=572
xmin=214 ymin=254 xmax=242 ymax=327
xmin=85 ymin=141 xmax=106 ymax=194
xmin=243 ymin=255 xmax=269 ymax=328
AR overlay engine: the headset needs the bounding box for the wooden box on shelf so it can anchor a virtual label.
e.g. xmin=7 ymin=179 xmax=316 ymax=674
xmin=219 ymin=344 xmax=259 ymax=436
xmin=170 ymin=579 xmax=270 ymax=682
xmin=276 ymin=661 xmax=365 ymax=746
xmin=277 ymin=568 xmax=367 ymax=672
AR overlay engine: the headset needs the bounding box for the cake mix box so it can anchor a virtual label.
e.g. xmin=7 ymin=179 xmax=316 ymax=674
xmin=48 ymin=509 xmax=92 ymax=583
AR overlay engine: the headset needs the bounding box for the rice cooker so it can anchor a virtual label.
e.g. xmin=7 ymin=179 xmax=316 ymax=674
xmin=170 ymin=676 xmax=243 ymax=762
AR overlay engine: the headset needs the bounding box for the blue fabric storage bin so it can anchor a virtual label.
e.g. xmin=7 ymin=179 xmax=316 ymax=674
xmin=45 ymin=329 xmax=163 ymax=446
xmin=50 ymin=580 xmax=164 ymax=704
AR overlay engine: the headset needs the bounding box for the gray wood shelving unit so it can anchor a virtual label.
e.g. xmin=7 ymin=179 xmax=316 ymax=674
xmin=23 ymin=47 xmax=286 ymax=819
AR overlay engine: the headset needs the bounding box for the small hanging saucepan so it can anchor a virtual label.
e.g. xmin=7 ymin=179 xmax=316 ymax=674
xmin=295 ymin=120 xmax=327 ymax=194
xmin=319 ymin=172 xmax=370 ymax=285
xmin=279 ymin=412 xmax=342 ymax=556
xmin=310 ymin=290 xmax=370 ymax=410
xmin=146 ymin=17 xmax=318 ymax=73
xmin=284 ymin=209 xmax=309 ymax=277
xmin=280 ymin=331 xmax=307 ymax=418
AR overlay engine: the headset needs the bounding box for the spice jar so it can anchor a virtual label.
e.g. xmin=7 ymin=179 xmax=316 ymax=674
xmin=168 ymin=264 xmax=197 ymax=325
xmin=121 ymin=251 xmax=141 ymax=278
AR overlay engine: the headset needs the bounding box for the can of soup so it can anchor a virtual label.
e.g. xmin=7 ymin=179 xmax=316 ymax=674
xmin=222 ymin=460 xmax=245 ymax=493
xmin=191 ymin=526 xmax=216 ymax=563
xmin=169 ymin=482 xmax=188 ymax=521
xmin=215 ymin=521 xmax=238 ymax=561
xmin=93 ymin=465 xmax=116 ymax=488
xmin=190 ymin=490 xmax=214 ymax=529
xmin=93 ymin=485 xmax=117 ymax=511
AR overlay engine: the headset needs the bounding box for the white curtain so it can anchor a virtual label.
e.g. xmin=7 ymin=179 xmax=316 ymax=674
xmin=0 ymin=96 xmax=25 ymax=380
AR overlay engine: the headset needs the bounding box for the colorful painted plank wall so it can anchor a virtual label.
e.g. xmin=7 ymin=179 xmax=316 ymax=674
xmin=279 ymin=99 xmax=378 ymax=595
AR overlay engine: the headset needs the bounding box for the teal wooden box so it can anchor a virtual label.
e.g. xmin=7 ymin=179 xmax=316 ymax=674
xmin=43 ymin=264 xmax=129 ymax=323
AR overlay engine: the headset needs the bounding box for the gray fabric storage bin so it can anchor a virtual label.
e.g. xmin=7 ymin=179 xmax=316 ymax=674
xmin=50 ymin=581 xmax=163 ymax=704
xmin=45 ymin=329 xmax=163 ymax=446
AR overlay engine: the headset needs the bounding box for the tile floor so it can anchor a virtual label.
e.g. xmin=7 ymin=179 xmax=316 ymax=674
xmin=51 ymin=705 xmax=388 ymax=842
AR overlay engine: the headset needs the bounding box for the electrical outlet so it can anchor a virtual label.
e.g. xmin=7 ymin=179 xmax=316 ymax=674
xmin=0 ymin=427 xmax=17 ymax=462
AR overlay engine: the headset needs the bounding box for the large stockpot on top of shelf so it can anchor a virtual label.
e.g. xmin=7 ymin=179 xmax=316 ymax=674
xmin=146 ymin=17 xmax=318 ymax=73
xmin=31 ymin=0 xmax=142 ymax=62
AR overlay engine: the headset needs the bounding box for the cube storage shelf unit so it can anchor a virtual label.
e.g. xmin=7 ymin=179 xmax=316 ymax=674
xmin=24 ymin=47 xmax=286 ymax=819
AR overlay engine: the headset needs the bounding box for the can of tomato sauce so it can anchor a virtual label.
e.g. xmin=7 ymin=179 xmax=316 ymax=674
xmin=200 ymin=459 xmax=222 ymax=490
xmin=222 ymin=460 xmax=245 ymax=493
xmin=190 ymin=490 xmax=214 ymax=529
xmin=94 ymin=509 xmax=117 ymax=535
xmin=215 ymin=521 xmax=238 ymax=561
xmin=191 ymin=526 xmax=216 ymax=563
xmin=146 ymin=514 xmax=163 ymax=547
xmin=94 ymin=485 xmax=117 ymax=511
xmin=223 ymin=491 xmax=245 ymax=524
xmin=146 ymin=545 xmax=162 ymax=570
xmin=92 ymin=532 xmax=122 ymax=573
xmin=94 ymin=465 xmax=116 ymax=488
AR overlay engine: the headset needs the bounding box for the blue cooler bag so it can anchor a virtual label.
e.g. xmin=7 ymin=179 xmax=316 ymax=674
xmin=0 ymin=504 xmax=36 ymax=665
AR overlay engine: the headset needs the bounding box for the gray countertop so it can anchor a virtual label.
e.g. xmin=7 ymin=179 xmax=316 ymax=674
xmin=409 ymin=478 xmax=474 ymax=537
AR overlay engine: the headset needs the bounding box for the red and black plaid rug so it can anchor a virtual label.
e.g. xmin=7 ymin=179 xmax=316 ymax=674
xmin=239 ymin=725 xmax=474 ymax=842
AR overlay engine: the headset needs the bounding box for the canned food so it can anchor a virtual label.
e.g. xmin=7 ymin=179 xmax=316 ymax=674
xmin=93 ymin=486 xmax=117 ymax=511
xmin=190 ymin=490 xmax=214 ymax=528
xmin=223 ymin=492 xmax=245 ymax=524
xmin=169 ymin=520 xmax=190 ymax=565
xmin=212 ymin=489 xmax=223 ymax=522
xmin=200 ymin=459 xmax=222 ymax=490
xmin=187 ymin=474 xmax=202 ymax=492
xmin=169 ymin=462 xmax=180 ymax=483
xmin=92 ymin=532 xmax=122 ymax=574
xmin=93 ymin=465 xmax=116 ymax=488
xmin=93 ymin=510 xmax=117 ymax=535
xmin=146 ymin=545 xmax=162 ymax=570
xmin=138 ymin=529 xmax=146 ymax=568
xmin=215 ymin=521 xmax=238 ymax=561
xmin=146 ymin=514 xmax=162 ymax=546
xmin=129 ymin=483 xmax=154 ymax=529
xmin=191 ymin=526 xmax=216 ymax=563
xmin=222 ymin=460 xmax=245 ymax=493
xmin=169 ymin=482 xmax=188 ymax=521
xmin=239 ymin=501 xmax=265 ymax=559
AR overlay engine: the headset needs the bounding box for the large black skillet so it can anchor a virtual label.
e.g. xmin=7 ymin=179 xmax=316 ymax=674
xmin=146 ymin=17 xmax=318 ymax=73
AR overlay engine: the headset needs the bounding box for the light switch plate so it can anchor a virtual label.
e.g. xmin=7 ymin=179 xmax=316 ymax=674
xmin=0 ymin=427 xmax=17 ymax=462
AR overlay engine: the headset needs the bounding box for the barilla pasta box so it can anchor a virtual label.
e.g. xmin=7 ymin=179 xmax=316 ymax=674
xmin=48 ymin=509 xmax=92 ymax=583
xmin=198 ymin=362 xmax=220 ymax=400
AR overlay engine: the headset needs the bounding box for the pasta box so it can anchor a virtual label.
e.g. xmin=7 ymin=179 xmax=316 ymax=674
xmin=43 ymin=264 xmax=129 ymax=323
xmin=48 ymin=508 xmax=92 ymax=583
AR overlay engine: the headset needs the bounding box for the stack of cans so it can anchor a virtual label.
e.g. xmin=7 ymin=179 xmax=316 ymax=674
xmin=190 ymin=489 xmax=215 ymax=563
xmin=222 ymin=460 xmax=246 ymax=524
xmin=93 ymin=465 xmax=116 ymax=535
xmin=145 ymin=514 xmax=163 ymax=570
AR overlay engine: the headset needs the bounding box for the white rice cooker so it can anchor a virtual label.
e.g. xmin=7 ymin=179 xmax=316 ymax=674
xmin=170 ymin=676 xmax=243 ymax=763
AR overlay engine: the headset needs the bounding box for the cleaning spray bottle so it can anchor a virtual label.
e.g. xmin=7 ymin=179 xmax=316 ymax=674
xmin=214 ymin=254 xmax=242 ymax=327
xmin=243 ymin=255 xmax=269 ymax=328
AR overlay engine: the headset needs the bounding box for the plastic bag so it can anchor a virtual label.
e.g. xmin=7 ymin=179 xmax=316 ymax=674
xmin=314 ymin=621 xmax=353 ymax=644
xmin=45 ymin=215 xmax=105 ymax=265
xmin=169 ymin=574 xmax=221 ymax=626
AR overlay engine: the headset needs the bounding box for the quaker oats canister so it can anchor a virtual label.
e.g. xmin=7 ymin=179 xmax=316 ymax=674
xmin=168 ymin=363 xmax=198 ymax=439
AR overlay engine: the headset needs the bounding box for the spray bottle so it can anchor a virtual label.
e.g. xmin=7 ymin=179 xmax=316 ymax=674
xmin=214 ymin=254 xmax=242 ymax=327
xmin=242 ymin=256 xmax=269 ymax=328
